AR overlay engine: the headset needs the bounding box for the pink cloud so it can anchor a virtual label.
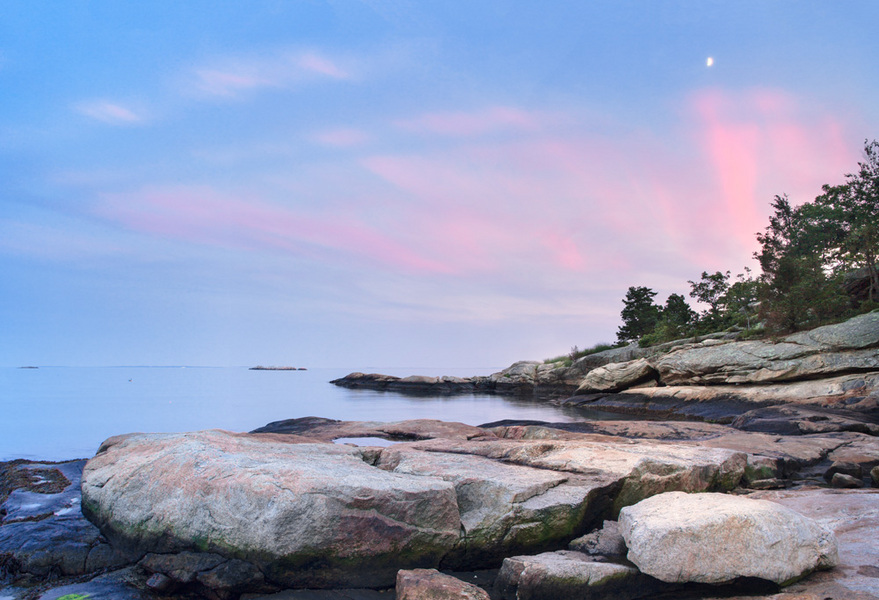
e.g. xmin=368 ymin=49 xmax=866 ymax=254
xmin=312 ymin=128 xmax=369 ymax=147
xmin=396 ymin=106 xmax=544 ymax=137
xmin=94 ymin=186 xmax=453 ymax=275
xmin=689 ymin=88 xmax=857 ymax=259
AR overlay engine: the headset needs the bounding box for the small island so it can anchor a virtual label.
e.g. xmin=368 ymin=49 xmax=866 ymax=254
xmin=249 ymin=366 xmax=307 ymax=371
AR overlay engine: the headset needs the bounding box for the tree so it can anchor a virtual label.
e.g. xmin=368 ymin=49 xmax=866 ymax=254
xmin=688 ymin=271 xmax=730 ymax=330
xmin=754 ymin=195 xmax=848 ymax=332
xmin=812 ymin=139 xmax=879 ymax=301
xmin=616 ymin=286 xmax=661 ymax=343
xmin=662 ymin=293 xmax=697 ymax=332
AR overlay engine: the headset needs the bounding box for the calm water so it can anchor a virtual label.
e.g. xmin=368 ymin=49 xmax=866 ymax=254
xmin=0 ymin=366 xmax=605 ymax=461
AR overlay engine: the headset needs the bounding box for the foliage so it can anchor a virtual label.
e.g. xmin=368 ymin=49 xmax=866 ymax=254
xmin=688 ymin=271 xmax=731 ymax=331
xmin=616 ymin=286 xmax=661 ymax=343
xmin=544 ymin=341 xmax=624 ymax=366
xmin=57 ymin=595 xmax=92 ymax=600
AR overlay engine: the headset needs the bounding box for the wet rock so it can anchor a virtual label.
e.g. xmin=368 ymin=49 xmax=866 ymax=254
xmin=825 ymin=461 xmax=864 ymax=482
xmin=241 ymin=590 xmax=392 ymax=599
xmin=0 ymin=460 xmax=130 ymax=581
xmin=145 ymin=571 xmax=175 ymax=592
xmin=619 ymin=491 xmax=838 ymax=586
xmin=197 ymin=559 xmax=266 ymax=600
xmin=832 ymin=473 xmax=864 ymax=488
xmin=36 ymin=567 xmax=150 ymax=600
xmin=139 ymin=551 xmax=226 ymax=583
xmin=494 ymin=550 xmax=667 ymax=600
xmin=396 ymin=568 xmax=489 ymax=600
xmin=731 ymin=405 xmax=879 ymax=436
xmin=568 ymin=520 xmax=626 ymax=557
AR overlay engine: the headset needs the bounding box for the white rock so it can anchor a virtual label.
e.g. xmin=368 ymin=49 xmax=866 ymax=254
xmin=618 ymin=491 xmax=839 ymax=585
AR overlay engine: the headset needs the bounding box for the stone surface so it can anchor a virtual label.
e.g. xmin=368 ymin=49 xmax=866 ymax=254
xmin=825 ymin=461 xmax=864 ymax=482
xmin=242 ymin=590 xmax=392 ymax=600
xmin=375 ymin=444 xmax=602 ymax=566
xmin=0 ymin=460 xmax=129 ymax=582
xmin=873 ymin=466 xmax=879 ymax=486
xmin=82 ymin=430 xmax=462 ymax=589
xmin=36 ymin=567 xmax=150 ymax=600
xmin=575 ymin=358 xmax=657 ymax=393
xmin=619 ymin=491 xmax=839 ymax=585
xmin=832 ymin=473 xmax=865 ymax=488
xmin=732 ymin=405 xmax=879 ymax=436
xmin=80 ymin=421 xmax=751 ymax=590
xmin=652 ymin=312 xmax=879 ymax=386
xmin=395 ymin=568 xmax=489 ymax=600
xmin=495 ymin=550 xmax=667 ymax=600
xmin=742 ymin=488 xmax=879 ymax=599
xmin=568 ymin=520 xmax=626 ymax=556
xmin=568 ymin=372 xmax=879 ymax=421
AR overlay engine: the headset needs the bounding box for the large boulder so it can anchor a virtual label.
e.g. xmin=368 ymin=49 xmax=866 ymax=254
xmin=575 ymin=358 xmax=657 ymax=393
xmin=82 ymin=430 xmax=462 ymax=589
xmin=618 ymin=492 xmax=839 ymax=586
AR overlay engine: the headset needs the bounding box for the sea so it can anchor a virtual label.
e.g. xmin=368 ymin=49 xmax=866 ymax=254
xmin=0 ymin=365 xmax=614 ymax=462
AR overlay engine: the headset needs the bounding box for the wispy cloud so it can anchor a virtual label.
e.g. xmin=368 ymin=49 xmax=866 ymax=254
xmin=191 ymin=50 xmax=351 ymax=98
xmin=75 ymin=100 xmax=145 ymax=125
xmin=311 ymin=127 xmax=370 ymax=148
xmin=94 ymin=185 xmax=452 ymax=274
xmin=396 ymin=106 xmax=545 ymax=137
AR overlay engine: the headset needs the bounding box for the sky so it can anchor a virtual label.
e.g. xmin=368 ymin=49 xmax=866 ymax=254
xmin=2 ymin=1 xmax=878 ymax=369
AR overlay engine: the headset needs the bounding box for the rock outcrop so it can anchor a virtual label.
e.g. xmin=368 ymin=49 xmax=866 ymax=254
xmin=6 ymin=416 xmax=879 ymax=599
xmin=619 ymin=491 xmax=839 ymax=585
xmin=79 ymin=421 xmax=748 ymax=592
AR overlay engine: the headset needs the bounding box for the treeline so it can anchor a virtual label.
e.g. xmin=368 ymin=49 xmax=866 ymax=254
xmin=617 ymin=139 xmax=879 ymax=347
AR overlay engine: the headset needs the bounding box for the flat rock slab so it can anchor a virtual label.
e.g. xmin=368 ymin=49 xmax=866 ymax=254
xmin=396 ymin=568 xmax=489 ymax=600
xmin=495 ymin=550 xmax=667 ymax=600
xmin=743 ymin=488 xmax=879 ymax=598
xmin=619 ymin=491 xmax=839 ymax=586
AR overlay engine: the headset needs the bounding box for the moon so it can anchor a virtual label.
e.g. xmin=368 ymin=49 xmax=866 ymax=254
xmin=706 ymin=57 xmax=714 ymax=67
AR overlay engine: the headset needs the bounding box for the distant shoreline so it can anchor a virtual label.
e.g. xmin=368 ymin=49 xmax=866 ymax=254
xmin=249 ymin=366 xmax=307 ymax=371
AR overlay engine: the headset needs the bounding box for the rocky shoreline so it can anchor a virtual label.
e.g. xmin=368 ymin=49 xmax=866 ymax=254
xmin=1 ymin=312 xmax=877 ymax=600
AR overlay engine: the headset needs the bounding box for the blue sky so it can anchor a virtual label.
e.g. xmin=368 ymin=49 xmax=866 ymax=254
xmin=2 ymin=1 xmax=878 ymax=368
